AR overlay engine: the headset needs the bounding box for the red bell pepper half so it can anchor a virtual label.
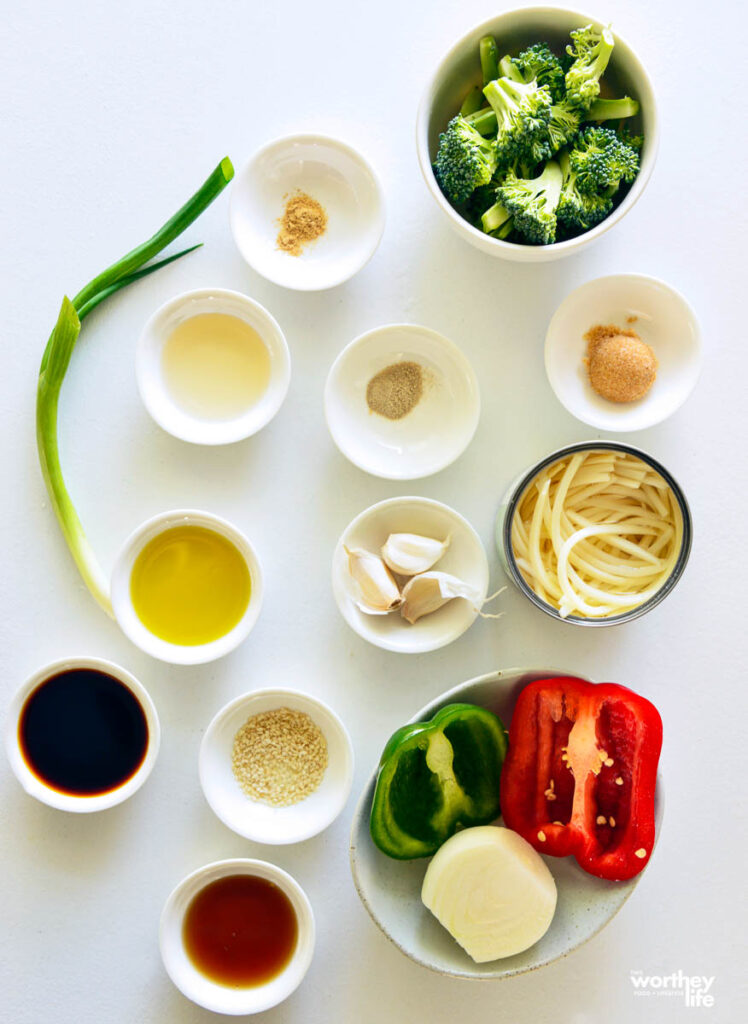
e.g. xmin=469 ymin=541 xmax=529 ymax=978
xmin=501 ymin=677 xmax=662 ymax=881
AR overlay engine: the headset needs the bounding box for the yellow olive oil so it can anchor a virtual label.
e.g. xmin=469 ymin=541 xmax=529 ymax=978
xmin=130 ymin=525 xmax=251 ymax=646
xmin=162 ymin=313 xmax=271 ymax=421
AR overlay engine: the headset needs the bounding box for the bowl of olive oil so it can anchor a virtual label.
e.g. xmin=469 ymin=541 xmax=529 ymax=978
xmin=111 ymin=510 xmax=263 ymax=664
xmin=137 ymin=288 xmax=291 ymax=445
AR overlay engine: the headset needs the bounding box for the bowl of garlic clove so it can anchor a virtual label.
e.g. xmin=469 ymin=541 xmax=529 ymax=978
xmin=331 ymin=497 xmax=493 ymax=653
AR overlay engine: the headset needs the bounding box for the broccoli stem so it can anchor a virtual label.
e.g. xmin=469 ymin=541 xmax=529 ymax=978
xmin=460 ymin=86 xmax=484 ymax=116
xmin=498 ymin=55 xmax=524 ymax=81
xmin=481 ymin=201 xmax=512 ymax=234
xmin=480 ymin=36 xmax=499 ymax=85
xmin=588 ymin=96 xmax=639 ymax=120
xmin=465 ymin=107 xmax=498 ymax=136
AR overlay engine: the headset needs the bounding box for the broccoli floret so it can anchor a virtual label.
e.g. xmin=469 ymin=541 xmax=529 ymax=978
xmin=495 ymin=160 xmax=563 ymax=244
xmin=511 ymin=43 xmax=566 ymax=102
xmin=565 ymin=24 xmax=615 ymax=110
xmin=568 ymin=126 xmax=640 ymax=194
xmin=483 ymin=76 xmax=553 ymax=165
xmin=557 ymin=148 xmax=613 ymax=231
xmin=434 ymin=115 xmax=500 ymax=204
xmin=588 ymin=96 xmax=639 ymax=121
xmin=547 ymin=99 xmax=582 ymax=153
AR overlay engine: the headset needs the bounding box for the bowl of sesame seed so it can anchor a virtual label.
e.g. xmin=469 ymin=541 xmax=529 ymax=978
xmin=199 ymin=688 xmax=354 ymax=845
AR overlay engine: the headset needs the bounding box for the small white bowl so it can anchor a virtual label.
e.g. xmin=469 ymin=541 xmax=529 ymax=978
xmin=545 ymin=274 xmax=702 ymax=431
xmin=160 ymin=858 xmax=315 ymax=1015
xmin=5 ymin=656 xmax=160 ymax=813
xmin=111 ymin=509 xmax=263 ymax=665
xmin=199 ymin=688 xmax=354 ymax=844
xmin=136 ymin=288 xmax=291 ymax=445
xmin=332 ymin=497 xmax=490 ymax=653
xmin=325 ymin=324 xmax=480 ymax=479
xmin=230 ymin=134 xmax=385 ymax=291
xmin=416 ymin=7 xmax=658 ymax=261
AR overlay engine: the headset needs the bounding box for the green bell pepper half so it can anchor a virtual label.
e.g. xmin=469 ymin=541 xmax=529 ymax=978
xmin=369 ymin=703 xmax=508 ymax=859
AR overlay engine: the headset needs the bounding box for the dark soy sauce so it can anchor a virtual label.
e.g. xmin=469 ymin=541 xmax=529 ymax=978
xmin=19 ymin=668 xmax=149 ymax=796
xmin=183 ymin=875 xmax=298 ymax=987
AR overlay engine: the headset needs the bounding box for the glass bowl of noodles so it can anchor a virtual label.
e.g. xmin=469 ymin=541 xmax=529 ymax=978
xmin=496 ymin=441 xmax=692 ymax=626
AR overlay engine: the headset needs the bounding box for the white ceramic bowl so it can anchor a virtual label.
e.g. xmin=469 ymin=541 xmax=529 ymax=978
xmin=332 ymin=497 xmax=490 ymax=653
xmin=416 ymin=7 xmax=658 ymax=261
xmin=136 ymin=288 xmax=290 ymax=445
xmin=350 ymin=668 xmax=664 ymax=979
xmin=111 ymin=509 xmax=263 ymax=665
xmin=230 ymin=134 xmax=385 ymax=290
xmin=324 ymin=323 xmax=480 ymax=479
xmin=199 ymin=688 xmax=354 ymax=844
xmin=160 ymin=858 xmax=315 ymax=1014
xmin=544 ymin=274 xmax=702 ymax=430
xmin=5 ymin=656 xmax=160 ymax=813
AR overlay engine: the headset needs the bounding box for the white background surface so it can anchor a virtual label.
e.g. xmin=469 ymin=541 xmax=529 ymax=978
xmin=1 ymin=1 xmax=745 ymax=1021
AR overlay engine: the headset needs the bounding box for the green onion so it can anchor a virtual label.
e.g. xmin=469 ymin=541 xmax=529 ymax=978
xmin=36 ymin=157 xmax=234 ymax=616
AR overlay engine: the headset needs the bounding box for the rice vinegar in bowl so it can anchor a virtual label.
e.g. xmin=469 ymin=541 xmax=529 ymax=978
xmin=111 ymin=510 xmax=264 ymax=664
xmin=137 ymin=288 xmax=291 ymax=445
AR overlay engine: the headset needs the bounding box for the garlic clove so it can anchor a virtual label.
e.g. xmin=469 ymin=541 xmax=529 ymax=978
xmin=344 ymin=546 xmax=402 ymax=615
xmin=400 ymin=572 xmax=483 ymax=624
xmin=381 ymin=533 xmax=451 ymax=576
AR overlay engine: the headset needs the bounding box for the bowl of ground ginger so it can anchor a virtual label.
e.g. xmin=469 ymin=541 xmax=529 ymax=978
xmin=324 ymin=323 xmax=481 ymax=479
xmin=229 ymin=133 xmax=385 ymax=291
xmin=544 ymin=274 xmax=702 ymax=431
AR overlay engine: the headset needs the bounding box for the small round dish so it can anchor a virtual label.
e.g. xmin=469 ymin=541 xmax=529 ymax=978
xmin=416 ymin=7 xmax=658 ymax=261
xmin=5 ymin=656 xmax=160 ymax=813
xmin=350 ymin=667 xmax=664 ymax=979
xmin=229 ymin=134 xmax=385 ymax=291
xmin=199 ymin=688 xmax=354 ymax=844
xmin=136 ymin=288 xmax=291 ymax=445
xmin=545 ymin=274 xmax=702 ymax=431
xmin=332 ymin=497 xmax=489 ymax=653
xmin=111 ymin=509 xmax=263 ymax=665
xmin=496 ymin=440 xmax=693 ymax=626
xmin=325 ymin=324 xmax=480 ymax=479
xmin=160 ymin=858 xmax=315 ymax=1014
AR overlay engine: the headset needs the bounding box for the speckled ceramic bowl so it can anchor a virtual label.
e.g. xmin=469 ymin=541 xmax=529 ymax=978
xmin=349 ymin=668 xmax=664 ymax=979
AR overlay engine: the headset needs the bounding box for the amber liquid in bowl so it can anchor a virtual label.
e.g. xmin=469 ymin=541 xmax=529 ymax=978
xmin=183 ymin=875 xmax=298 ymax=987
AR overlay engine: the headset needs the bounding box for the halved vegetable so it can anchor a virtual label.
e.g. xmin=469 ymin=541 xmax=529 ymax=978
xmin=421 ymin=826 xmax=557 ymax=962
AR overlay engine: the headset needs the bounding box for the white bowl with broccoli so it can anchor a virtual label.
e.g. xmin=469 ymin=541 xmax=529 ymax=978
xmin=416 ymin=8 xmax=658 ymax=261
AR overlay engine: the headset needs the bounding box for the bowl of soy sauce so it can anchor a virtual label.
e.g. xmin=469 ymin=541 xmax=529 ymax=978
xmin=5 ymin=657 xmax=160 ymax=812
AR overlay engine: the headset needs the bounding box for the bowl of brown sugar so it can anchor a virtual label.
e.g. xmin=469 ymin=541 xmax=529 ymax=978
xmin=325 ymin=323 xmax=481 ymax=479
xmin=544 ymin=274 xmax=702 ymax=431
xmin=199 ymin=688 xmax=354 ymax=844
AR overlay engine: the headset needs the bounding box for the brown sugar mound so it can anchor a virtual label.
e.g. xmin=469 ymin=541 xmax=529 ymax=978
xmin=584 ymin=324 xmax=658 ymax=403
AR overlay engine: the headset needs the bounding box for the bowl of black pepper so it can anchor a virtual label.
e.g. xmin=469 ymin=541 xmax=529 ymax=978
xmin=324 ymin=323 xmax=481 ymax=479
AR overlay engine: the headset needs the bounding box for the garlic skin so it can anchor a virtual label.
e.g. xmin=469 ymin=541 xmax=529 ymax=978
xmin=400 ymin=572 xmax=483 ymax=624
xmin=344 ymin=546 xmax=402 ymax=615
xmin=381 ymin=533 xmax=451 ymax=576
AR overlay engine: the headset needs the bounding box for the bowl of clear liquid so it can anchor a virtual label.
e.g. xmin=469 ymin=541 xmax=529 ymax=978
xmin=136 ymin=288 xmax=291 ymax=445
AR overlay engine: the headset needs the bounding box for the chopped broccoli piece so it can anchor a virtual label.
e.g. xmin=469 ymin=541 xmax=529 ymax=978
xmin=495 ymin=160 xmax=563 ymax=244
xmin=557 ymin=148 xmax=613 ymax=231
xmin=499 ymin=54 xmax=523 ymax=81
xmin=483 ymin=76 xmax=553 ymax=164
xmin=434 ymin=115 xmax=500 ymax=204
xmin=568 ymin=126 xmax=640 ymax=194
xmin=565 ymin=24 xmax=615 ymax=110
xmin=547 ymin=99 xmax=582 ymax=153
xmin=511 ymin=43 xmax=566 ymax=102
xmin=480 ymin=35 xmax=500 ymax=85
xmin=588 ymin=96 xmax=639 ymax=121
xmin=481 ymin=200 xmax=512 ymax=234
xmin=460 ymin=85 xmax=484 ymax=116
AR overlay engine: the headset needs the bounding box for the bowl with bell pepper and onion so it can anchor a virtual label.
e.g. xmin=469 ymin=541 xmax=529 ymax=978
xmin=349 ymin=668 xmax=663 ymax=979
